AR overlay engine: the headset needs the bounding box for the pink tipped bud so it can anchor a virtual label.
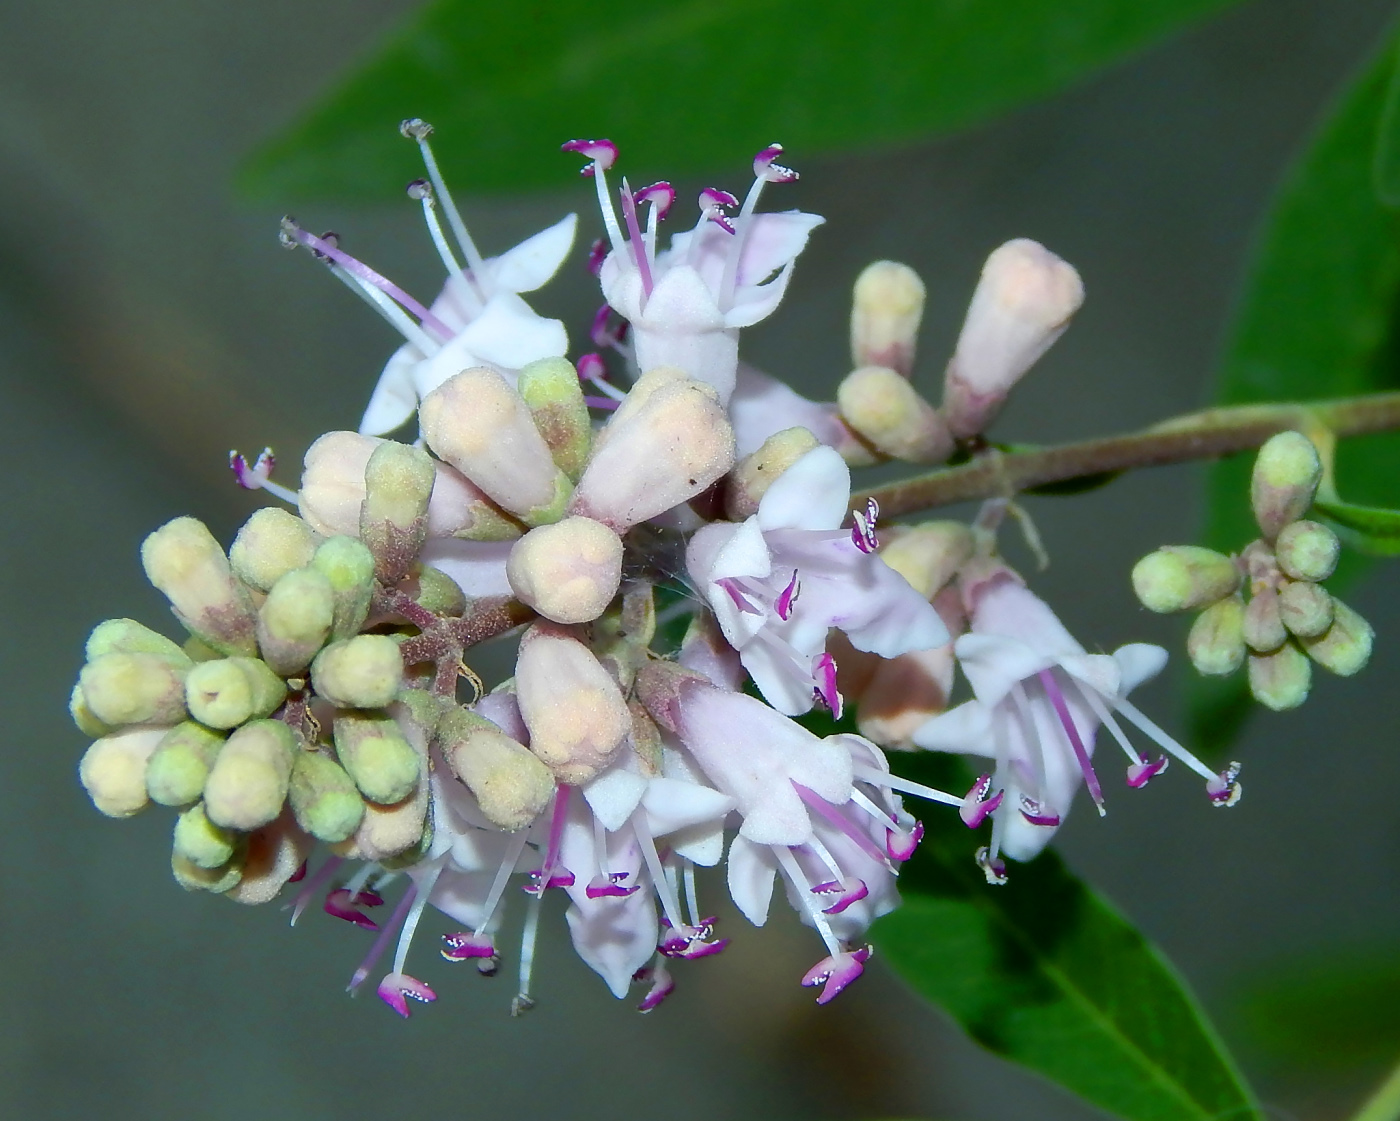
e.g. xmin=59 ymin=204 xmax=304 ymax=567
xmin=942 ymin=239 xmax=1084 ymax=438
xmin=837 ymin=365 xmax=953 ymax=463
xmin=850 ymin=260 xmax=925 ymax=376
xmin=507 ymin=516 xmax=624 ymax=624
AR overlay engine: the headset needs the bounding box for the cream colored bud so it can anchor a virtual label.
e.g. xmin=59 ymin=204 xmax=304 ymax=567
xmin=229 ymin=508 xmax=321 ymax=592
xmin=79 ymin=652 xmax=189 ymax=727
xmin=1187 ymin=595 xmax=1247 ymax=676
xmin=174 ymin=802 xmax=238 ymax=869
xmin=298 ymin=431 xmax=378 ymax=537
xmin=942 ymin=239 xmax=1084 ymax=438
xmin=79 ymin=727 xmax=165 ymax=817
xmin=288 ymin=750 xmax=365 ymax=842
xmin=1243 ymin=586 xmax=1287 ymax=652
xmin=257 ymin=567 xmax=335 ymax=676
xmin=141 ymin=517 xmax=257 ymax=656
xmin=518 ymin=356 xmax=592 ymax=481
xmin=172 ymin=848 xmax=243 ymax=894
xmin=506 ymin=517 xmax=623 ymax=624
xmin=226 ymin=814 xmax=311 ymax=905
xmin=311 ymin=536 xmax=376 ymax=641
xmin=361 ymin=441 xmax=436 ymax=581
xmin=438 ymin=708 xmax=554 ymax=831
xmin=85 ymin=618 xmax=190 ymax=666
xmin=202 ymin=719 xmax=297 ymax=831
xmin=407 ymin=564 xmax=467 ymax=617
xmin=515 ymin=623 xmax=630 ymax=784
xmin=1247 ymin=643 xmax=1311 ymax=711
xmin=1131 ymin=547 xmax=1241 ymax=614
xmin=311 ymin=635 xmax=403 ymax=708
xmin=856 ymin=646 xmax=956 ymax=748
xmin=851 ymin=260 xmax=925 ymax=377
xmin=332 ymin=709 xmax=421 ymax=804
xmin=420 ymin=367 xmax=571 ymax=525
xmin=569 ymin=370 xmax=736 ymax=533
xmin=837 ymin=366 xmax=953 ymax=463
xmin=1278 ymin=580 xmax=1333 ymax=639
xmin=353 ymin=771 xmax=429 ymax=863
xmin=184 ymin=657 xmax=287 ymax=729
xmin=725 ymin=427 xmax=821 ymax=520
xmin=878 ymin=522 xmax=975 ymax=599
xmin=1300 ymin=598 xmax=1373 ymax=676
xmin=1275 ymin=519 xmax=1339 ymax=582
xmin=146 ymin=721 xmax=226 ymax=806
xmin=1251 ymin=431 xmax=1322 ymax=540
xmin=69 ymin=683 xmax=113 ymax=738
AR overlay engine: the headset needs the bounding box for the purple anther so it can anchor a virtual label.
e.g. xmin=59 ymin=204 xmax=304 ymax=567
xmin=700 ymin=187 xmax=738 ymax=209
xmin=801 ymin=945 xmax=871 ymax=1005
xmin=561 ymin=138 xmax=618 ymax=173
xmin=708 ymin=211 xmax=736 ymax=234
xmin=812 ymin=877 xmax=869 ymax=916
xmin=794 ymin=783 xmax=888 ymax=865
xmin=635 ymin=181 xmax=676 ymax=219
xmin=975 ymin=846 xmax=1008 ymax=886
xmin=325 ymin=887 xmax=384 ymax=930
xmin=959 ymin=773 xmax=1004 ymax=828
xmin=636 ymin=963 xmax=675 ymax=1013
xmin=586 ymin=237 xmax=608 ymax=276
xmin=813 ymin=652 xmax=843 ymax=720
xmin=590 ymin=304 xmax=625 ymax=349
xmin=523 ymin=869 xmax=576 ymax=896
xmin=753 ymin=142 xmax=798 ymax=184
xmin=850 ymin=498 xmax=880 ymax=554
xmin=1018 ymin=796 xmax=1061 ymax=828
xmin=775 ymin=570 xmax=801 ymax=621
xmin=399 ymin=118 xmax=433 ymax=140
xmin=716 ymin=577 xmax=763 ymax=615
xmin=1126 ymin=755 xmax=1170 ymax=788
xmin=618 ymin=179 xmax=654 ymax=297
xmin=1036 ymin=668 xmax=1104 ymax=814
xmin=288 ymin=860 xmax=307 ymax=883
xmin=586 ymin=872 xmax=640 ymax=899
xmin=441 ymin=931 xmax=497 ymax=962
xmin=1206 ymin=761 xmax=1243 ymax=807
xmin=576 ymin=352 xmax=606 ymax=382
xmin=377 ymin=971 xmax=437 ymax=1018
xmin=229 ymin=447 xmax=275 ymax=490
xmin=659 ymin=917 xmax=728 ymax=959
xmin=886 ymin=820 xmax=924 ymax=862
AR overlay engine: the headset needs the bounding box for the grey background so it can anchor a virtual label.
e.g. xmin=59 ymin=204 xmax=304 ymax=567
xmin=1 ymin=0 xmax=1397 ymax=1118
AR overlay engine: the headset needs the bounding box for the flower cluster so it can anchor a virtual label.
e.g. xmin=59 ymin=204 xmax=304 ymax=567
xmin=71 ymin=124 xmax=1241 ymax=1017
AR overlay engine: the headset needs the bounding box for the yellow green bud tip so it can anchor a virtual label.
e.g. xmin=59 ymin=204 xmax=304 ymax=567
xmin=202 ymin=719 xmax=297 ymax=831
xmin=80 ymin=727 xmax=166 ymax=818
xmin=174 ymin=803 xmax=238 ymax=869
xmin=289 ymin=751 xmax=365 ymax=842
xmin=1130 ymin=546 xmax=1240 ymax=614
xmin=146 ymin=721 xmax=226 ymax=806
xmin=1275 ymin=519 xmax=1340 ymax=583
xmin=1301 ymin=599 xmax=1373 ymax=677
xmin=1187 ymin=595 xmax=1247 ymax=677
xmin=1247 ymin=643 xmax=1311 ymax=711
xmin=1251 ymin=431 xmax=1322 ymax=540
xmin=184 ymin=657 xmax=287 ymax=730
xmin=85 ymin=618 xmax=190 ymax=666
xmin=257 ymin=567 xmax=335 ymax=676
xmin=79 ymin=651 xmax=189 ymax=728
xmin=311 ymin=636 xmax=404 ymax=709
xmin=333 ymin=710 xmax=421 ymax=805
xmin=229 ymin=507 xmax=320 ymax=593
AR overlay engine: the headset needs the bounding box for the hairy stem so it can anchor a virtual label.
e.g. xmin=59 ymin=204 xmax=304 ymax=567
xmin=854 ymin=392 xmax=1400 ymax=517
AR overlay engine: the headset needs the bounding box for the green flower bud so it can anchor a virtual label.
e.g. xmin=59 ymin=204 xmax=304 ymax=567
xmin=1187 ymin=594 xmax=1247 ymax=676
xmin=146 ymin=721 xmax=226 ymax=806
xmin=229 ymin=508 xmax=320 ymax=593
xmin=1251 ymin=431 xmax=1321 ymax=540
xmin=518 ymin=356 xmax=592 ymax=481
xmin=173 ymin=802 xmax=238 ymax=869
xmin=724 ymin=427 xmax=822 ymax=520
xmin=333 ymin=709 xmax=421 ymax=804
xmin=172 ymin=847 xmax=243 ymax=893
xmin=1278 ymin=580 xmax=1334 ymax=639
xmin=361 ymin=441 xmax=435 ymax=582
xmin=79 ymin=651 xmax=189 ymax=727
xmin=184 ymin=657 xmax=288 ymax=730
xmin=1300 ymin=598 xmax=1373 ymax=677
xmin=438 ymin=708 xmax=553 ymax=830
xmin=202 ymin=719 xmax=297 ymax=831
xmin=408 ymin=564 xmax=467 ymax=618
xmin=311 ymin=536 xmax=376 ymax=641
xmin=79 ymin=727 xmax=165 ymax=817
xmin=1247 ymin=642 xmax=1311 ymax=711
xmin=69 ymin=682 xmax=113 ymax=738
xmin=85 ymin=618 xmax=190 ymax=667
xmin=141 ymin=516 xmax=257 ymax=656
xmin=257 ymin=567 xmax=335 ymax=675
xmin=1275 ymin=519 xmax=1340 ymax=582
xmin=1131 ymin=546 xmax=1240 ymax=614
xmin=837 ymin=365 xmax=953 ymax=463
xmin=288 ymin=751 xmax=365 ymax=842
xmin=311 ymin=636 xmax=403 ymax=709
xmin=1242 ymin=586 xmax=1287 ymax=652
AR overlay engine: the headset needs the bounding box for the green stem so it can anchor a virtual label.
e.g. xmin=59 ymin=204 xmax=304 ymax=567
xmin=854 ymin=391 xmax=1400 ymax=517
xmin=1351 ymin=1056 xmax=1400 ymax=1121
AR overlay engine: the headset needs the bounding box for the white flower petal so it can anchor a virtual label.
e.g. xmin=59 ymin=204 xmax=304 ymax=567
xmin=488 ymin=214 xmax=578 ymax=294
xmin=756 ymin=446 xmax=851 ymax=532
xmin=954 ymin=632 xmax=1057 ymax=707
xmin=455 ymin=292 xmax=569 ymax=371
xmin=726 ymin=834 xmax=777 ymax=926
xmin=359 ymin=345 xmax=422 ymax=436
xmin=911 ymin=700 xmax=997 ymax=756
xmin=418 ymin=538 xmax=514 ymax=598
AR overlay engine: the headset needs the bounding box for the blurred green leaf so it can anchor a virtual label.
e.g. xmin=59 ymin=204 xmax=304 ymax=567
xmin=1315 ymin=497 xmax=1400 ymax=554
xmin=873 ymin=754 xmax=1261 ymax=1121
xmin=1192 ymin=23 xmax=1400 ymax=752
xmin=1373 ymin=37 xmax=1400 ymax=206
xmin=242 ymin=0 xmax=1244 ymax=201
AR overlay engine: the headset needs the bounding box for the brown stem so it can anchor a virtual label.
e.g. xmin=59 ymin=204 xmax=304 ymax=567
xmin=854 ymin=392 xmax=1400 ymax=517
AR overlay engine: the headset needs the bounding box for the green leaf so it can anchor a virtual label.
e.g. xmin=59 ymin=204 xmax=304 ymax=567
xmin=1192 ymin=23 xmax=1400 ymax=752
xmin=873 ymin=754 xmax=1262 ymax=1121
xmin=242 ymin=0 xmax=1244 ymax=200
xmin=1315 ymin=497 xmax=1400 ymax=554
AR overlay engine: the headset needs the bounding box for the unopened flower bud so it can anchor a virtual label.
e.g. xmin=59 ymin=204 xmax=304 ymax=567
xmin=725 ymin=427 xmax=821 ymax=520
xmin=79 ymin=652 xmax=189 ymax=727
xmin=426 ymin=464 xmax=525 ymax=542
xmin=1131 ymin=546 xmax=1240 ymax=614
xmin=1275 ymin=519 xmax=1339 ymax=582
xmin=837 ymin=366 xmax=953 ymax=463
xmin=438 ymin=708 xmax=554 ymax=830
xmin=173 ymin=802 xmax=238 ymax=869
xmin=506 ymin=516 xmax=623 ymax=624
xmin=361 ymin=441 xmax=436 ymax=582
xmin=226 ymin=814 xmax=311 ymax=905
xmin=1278 ymin=580 xmax=1333 ymax=639
xmin=333 ymin=709 xmax=421 ymax=805
xmin=942 ymin=239 xmax=1084 ymax=438
xmin=569 ymin=368 xmax=736 ymax=533
xmin=146 ymin=721 xmax=226 ymax=806
xmin=420 ymin=367 xmax=571 ymax=526
xmin=1300 ymin=598 xmax=1373 ymax=676
xmin=85 ymin=618 xmax=190 ymax=666
xmin=1247 ymin=642 xmax=1311 ymax=711
xmin=172 ymin=848 xmax=243 ymax=894
xmin=856 ymin=646 xmax=957 ymax=748
xmin=299 ymin=431 xmax=377 ymax=537
xmin=850 ymin=260 xmax=925 ymax=377
xmin=229 ymin=508 xmax=320 ymax=592
xmin=184 ymin=657 xmax=287 ymax=729
xmin=518 ymin=356 xmax=592 ymax=480
xmin=311 ymin=536 xmax=376 ymax=641
xmin=288 ymin=750 xmax=365 ymax=842
xmin=351 ymin=724 xmax=430 ymax=863
xmin=79 ymin=727 xmax=165 ymax=817
xmin=1187 ymin=595 xmax=1247 ymax=676
xmin=406 ymin=564 xmax=467 ymax=617
xmin=515 ymin=623 xmax=630 ymax=784
xmin=1243 ymin=586 xmax=1287 ymax=652
xmin=141 ymin=517 xmax=257 ymax=656
xmin=311 ymin=635 xmax=403 ymax=709
xmin=879 ymin=522 xmax=975 ymax=599
xmin=69 ymin=683 xmax=112 ymax=738
xmin=256 ymin=567 xmax=335 ymax=676
xmin=202 ymin=719 xmax=297 ymax=831
xmin=1251 ymin=431 xmax=1322 ymax=540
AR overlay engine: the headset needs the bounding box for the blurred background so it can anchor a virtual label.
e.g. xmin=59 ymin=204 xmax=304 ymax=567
xmin=2 ymin=0 xmax=1398 ymax=1117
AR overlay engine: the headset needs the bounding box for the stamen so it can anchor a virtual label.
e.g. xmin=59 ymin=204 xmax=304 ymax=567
xmin=325 ymin=886 xmax=385 ymax=930
xmin=1036 ymin=668 xmax=1105 ymax=816
xmin=975 ymin=845 xmax=1009 ymax=886
xmin=524 ymin=786 xmax=574 ymax=895
xmin=631 ymin=810 xmax=686 ymax=931
xmin=1206 ymin=761 xmax=1243 ymax=807
xmin=618 ymin=178 xmax=654 ymax=300
xmin=773 ymin=845 xmax=840 ymax=956
xmin=1018 ymin=795 xmax=1061 ymax=827
xmin=801 ymin=945 xmax=871 ymax=1005
xmin=683 ymin=862 xmax=700 ymax=927
xmin=288 ymin=861 xmax=307 ymax=883
xmin=586 ymin=237 xmax=608 ymax=276
xmin=1113 ymin=698 xmax=1220 ymax=783
xmin=811 ymin=876 xmax=869 ymax=916
xmin=852 ymin=765 xmax=963 ymax=810
xmin=718 ymin=143 xmax=797 ymax=310
xmin=792 ymin=783 xmax=888 ymax=866
xmin=1071 ymin=677 xmax=1149 ymax=766
xmin=636 ymin=181 xmax=674 ymax=264
xmin=959 ymin=773 xmax=1005 ymax=828
xmin=288 ymin=856 xmax=343 ymax=926
xmin=636 ymin=958 xmax=675 ymax=1013
xmin=774 ymin=570 xmax=801 ymax=621
xmin=590 ymin=304 xmax=627 ymax=350
xmin=392 ymin=858 xmax=446 ymax=975
xmin=513 ymin=888 xmax=543 ymax=1015
xmin=229 ymin=448 xmax=299 ymax=506
xmin=1127 ymin=755 xmax=1170 ymax=788
xmin=325 ymin=260 xmax=442 ymax=355
xmin=716 ymin=577 xmax=764 ymax=615
xmin=376 ymin=972 xmax=437 ymax=1018
xmin=753 ymin=143 xmax=799 ymax=184
xmin=348 ymin=883 xmax=417 ymax=992
xmin=812 ymin=652 xmax=843 ymax=719
xmin=850 ymin=498 xmax=880 ymax=553
xmin=407 ymin=179 xmax=470 ymax=289
xmin=400 ymin=119 xmax=491 ymax=293
xmin=562 ymin=138 xmax=625 ymax=254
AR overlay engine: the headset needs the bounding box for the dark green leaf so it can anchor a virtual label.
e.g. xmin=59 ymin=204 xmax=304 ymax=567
xmin=1193 ymin=24 xmax=1400 ymax=752
xmin=874 ymin=754 xmax=1262 ymax=1121
xmin=242 ymin=0 xmax=1245 ymax=200
xmin=1373 ymin=38 xmax=1400 ymax=206
xmin=1315 ymin=496 xmax=1400 ymax=554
